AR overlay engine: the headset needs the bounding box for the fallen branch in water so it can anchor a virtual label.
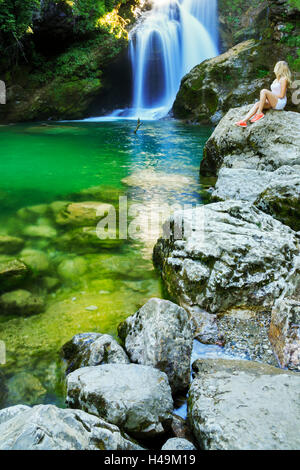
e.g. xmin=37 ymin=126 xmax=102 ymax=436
xmin=134 ymin=118 xmax=142 ymax=134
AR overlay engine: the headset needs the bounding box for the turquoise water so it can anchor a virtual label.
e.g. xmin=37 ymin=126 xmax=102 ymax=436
xmin=0 ymin=120 xmax=213 ymax=408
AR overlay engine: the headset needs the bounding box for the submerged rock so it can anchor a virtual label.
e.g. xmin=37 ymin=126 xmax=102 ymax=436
xmin=118 ymin=298 xmax=193 ymax=394
xmin=20 ymin=249 xmax=50 ymax=274
xmin=61 ymin=332 xmax=130 ymax=374
xmin=57 ymin=257 xmax=87 ymax=282
xmin=0 ymin=289 xmax=45 ymax=316
xmin=153 ymin=201 xmax=299 ymax=314
xmin=0 ymin=235 xmax=24 ymax=255
xmin=56 ymin=226 xmax=123 ymax=253
xmin=17 ymin=204 xmax=49 ymax=223
xmin=161 ymin=438 xmax=196 ymax=451
xmin=201 ymin=107 xmax=300 ymax=177
xmin=7 ymin=372 xmax=46 ymax=405
xmin=22 ymin=223 xmax=57 ymax=239
xmin=269 ymin=297 xmax=300 ymax=372
xmin=0 ymin=404 xmax=142 ymax=450
xmin=55 ymin=201 xmax=113 ymax=227
xmin=189 ymin=358 xmax=300 ymax=450
xmin=66 ymin=364 xmax=173 ymax=439
xmin=0 ymin=258 xmax=29 ymax=292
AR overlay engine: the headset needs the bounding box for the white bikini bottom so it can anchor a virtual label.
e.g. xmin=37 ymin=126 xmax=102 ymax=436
xmin=274 ymin=96 xmax=287 ymax=111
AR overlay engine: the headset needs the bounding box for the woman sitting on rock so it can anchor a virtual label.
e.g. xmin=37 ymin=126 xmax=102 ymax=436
xmin=235 ymin=61 xmax=292 ymax=127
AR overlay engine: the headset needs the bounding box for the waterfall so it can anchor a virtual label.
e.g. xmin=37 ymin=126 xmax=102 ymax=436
xmin=86 ymin=0 xmax=219 ymax=121
xmin=120 ymin=0 xmax=218 ymax=120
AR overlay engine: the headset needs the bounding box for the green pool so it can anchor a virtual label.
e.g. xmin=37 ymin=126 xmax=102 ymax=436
xmin=0 ymin=119 xmax=212 ymax=408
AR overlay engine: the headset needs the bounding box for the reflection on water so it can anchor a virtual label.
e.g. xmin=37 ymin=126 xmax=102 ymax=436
xmin=0 ymin=120 xmax=213 ymax=408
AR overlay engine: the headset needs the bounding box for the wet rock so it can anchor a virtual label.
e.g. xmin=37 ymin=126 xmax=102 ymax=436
xmin=201 ymin=106 xmax=300 ymax=177
xmin=118 ymin=298 xmax=193 ymax=394
xmin=56 ymin=226 xmax=123 ymax=253
xmin=0 ymin=404 xmax=142 ymax=450
xmin=17 ymin=204 xmax=49 ymax=223
xmin=7 ymin=372 xmax=46 ymax=405
xmin=161 ymin=438 xmax=196 ymax=451
xmin=66 ymin=364 xmax=173 ymax=439
xmin=57 ymin=257 xmax=87 ymax=282
xmin=61 ymin=332 xmax=130 ymax=374
xmin=22 ymin=223 xmax=57 ymax=239
xmin=269 ymin=297 xmax=300 ymax=372
xmin=0 ymin=258 xmax=29 ymax=292
xmin=189 ymin=358 xmax=300 ymax=450
xmin=153 ymin=201 xmax=299 ymax=315
xmin=20 ymin=249 xmax=50 ymax=274
xmin=0 ymin=289 xmax=45 ymax=316
xmin=55 ymin=201 xmax=112 ymax=227
xmin=0 ymin=235 xmax=24 ymax=255
xmin=41 ymin=276 xmax=60 ymax=292
xmin=217 ymin=307 xmax=278 ymax=366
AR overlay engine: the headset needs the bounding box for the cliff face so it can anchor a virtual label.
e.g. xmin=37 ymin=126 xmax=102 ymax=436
xmin=173 ymin=0 xmax=300 ymax=124
xmin=0 ymin=0 xmax=141 ymax=123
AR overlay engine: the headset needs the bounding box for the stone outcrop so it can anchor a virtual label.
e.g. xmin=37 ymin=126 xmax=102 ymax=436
xmin=201 ymin=107 xmax=300 ymax=177
xmin=269 ymin=297 xmax=300 ymax=371
xmin=118 ymin=298 xmax=193 ymax=394
xmin=61 ymin=332 xmax=130 ymax=374
xmin=189 ymin=358 xmax=300 ymax=450
xmin=0 ymin=289 xmax=45 ymax=316
xmin=66 ymin=363 xmax=173 ymax=439
xmin=0 ymin=404 xmax=142 ymax=450
xmin=153 ymin=200 xmax=299 ymax=314
xmin=212 ymin=166 xmax=300 ymax=231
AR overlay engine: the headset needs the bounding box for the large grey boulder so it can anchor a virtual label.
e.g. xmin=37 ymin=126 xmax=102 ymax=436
xmin=118 ymin=298 xmax=193 ymax=394
xmin=161 ymin=438 xmax=196 ymax=451
xmin=0 ymin=404 xmax=142 ymax=450
xmin=66 ymin=364 xmax=173 ymax=439
xmin=212 ymin=166 xmax=300 ymax=232
xmin=153 ymin=201 xmax=300 ymax=314
xmin=269 ymin=297 xmax=300 ymax=371
xmin=201 ymin=106 xmax=300 ymax=177
xmin=61 ymin=332 xmax=130 ymax=374
xmin=189 ymin=358 xmax=300 ymax=450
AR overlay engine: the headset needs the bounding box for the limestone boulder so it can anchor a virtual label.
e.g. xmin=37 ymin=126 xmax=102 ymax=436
xmin=201 ymin=107 xmax=300 ymax=177
xmin=153 ymin=201 xmax=300 ymax=314
xmin=61 ymin=332 xmax=130 ymax=374
xmin=55 ymin=201 xmax=112 ymax=227
xmin=0 ymin=404 xmax=142 ymax=450
xmin=66 ymin=364 xmax=173 ymax=439
xmin=118 ymin=298 xmax=193 ymax=394
xmin=161 ymin=438 xmax=196 ymax=451
xmin=188 ymin=358 xmax=300 ymax=450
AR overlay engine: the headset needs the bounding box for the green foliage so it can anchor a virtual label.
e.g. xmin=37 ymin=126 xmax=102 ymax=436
xmin=288 ymin=0 xmax=300 ymax=11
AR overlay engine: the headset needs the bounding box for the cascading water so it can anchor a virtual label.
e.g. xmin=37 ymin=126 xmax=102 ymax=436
xmin=113 ymin=0 xmax=219 ymax=120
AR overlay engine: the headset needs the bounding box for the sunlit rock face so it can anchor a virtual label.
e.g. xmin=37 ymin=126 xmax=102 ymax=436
xmin=0 ymin=404 xmax=143 ymax=450
xmin=153 ymin=201 xmax=300 ymax=314
xmin=189 ymin=358 xmax=300 ymax=450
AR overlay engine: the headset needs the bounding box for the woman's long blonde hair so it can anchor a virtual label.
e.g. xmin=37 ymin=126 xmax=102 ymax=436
xmin=274 ymin=61 xmax=292 ymax=87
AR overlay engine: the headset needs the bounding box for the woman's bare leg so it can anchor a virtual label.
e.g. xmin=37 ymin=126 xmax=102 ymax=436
xmin=243 ymin=102 xmax=260 ymax=122
xmin=258 ymin=89 xmax=278 ymax=114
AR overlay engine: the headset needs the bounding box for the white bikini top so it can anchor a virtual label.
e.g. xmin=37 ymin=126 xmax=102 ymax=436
xmin=271 ymin=80 xmax=286 ymax=98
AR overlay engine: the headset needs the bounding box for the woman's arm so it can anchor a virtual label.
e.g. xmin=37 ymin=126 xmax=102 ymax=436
xmin=279 ymin=78 xmax=288 ymax=98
